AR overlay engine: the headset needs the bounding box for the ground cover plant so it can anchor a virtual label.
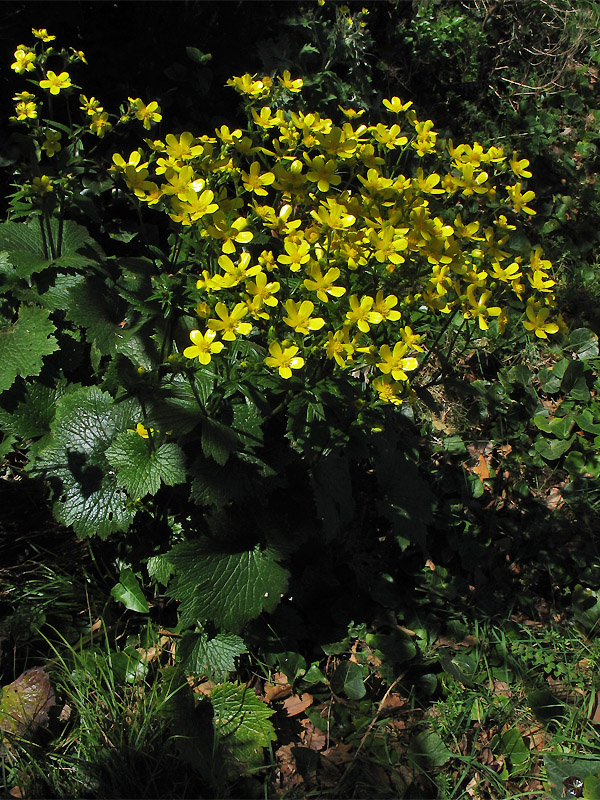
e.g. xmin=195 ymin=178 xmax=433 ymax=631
xmin=2 ymin=4 xmax=600 ymax=798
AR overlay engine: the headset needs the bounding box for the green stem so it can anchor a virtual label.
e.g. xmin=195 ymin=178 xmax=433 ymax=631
xmin=38 ymin=215 xmax=49 ymax=260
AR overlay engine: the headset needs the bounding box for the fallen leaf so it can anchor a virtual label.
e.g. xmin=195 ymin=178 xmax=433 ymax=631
xmin=264 ymin=672 xmax=292 ymax=704
xmin=299 ymin=717 xmax=327 ymax=751
xmin=282 ymin=692 xmax=313 ymax=717
xmin=0 ymin=667 xmax=55 ymax=736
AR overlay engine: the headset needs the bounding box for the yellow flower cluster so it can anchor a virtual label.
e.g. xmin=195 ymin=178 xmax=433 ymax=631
xmin=105 ymin=76 xmax=557 ymax=403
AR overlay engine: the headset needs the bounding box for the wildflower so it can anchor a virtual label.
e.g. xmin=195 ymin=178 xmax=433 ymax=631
xmin=373 ymin=374 xmax=406 ymax=405
xmin=32 ymin=28 xmax=55 ymax=41
xmin=207 ymin=214 xmax=254 ymax=254
xmin=183 ymin=329 xmax=225 ymax=364
xmin=283 ymin=299 xmax=325 ymax=334
xmin=304 ymin=154 xmax=341 ymax=192
xmin=11 ymin=47 xmax=36 ymax=74
xmin=39 ymin=70 xmax=71 ymax=95
xmin=218 ymin=252 xmax=261 ymax=285
xmin=277 ymin=238 xmax=311 ymax=271
xmin=227 ymin=74 xmax=272 ymax=99
xmin=208 ymin=302 xmax=252 ymax=340
xmin=303 ymin=265 xmax=346 ymax=303
xmin=506 ymin=182 xmax=536 ymax=215
xmin=130 ymin=98 xmax=162 ymax=130
xmin=241 ymin=162 xmax=275 ymax=196
xmin=464 ymin=285 xmax=502 ymax=331
xmin=510 ymin=151 xmax=532 ymax=179
xmin=324 ymin=329 xmax=354 ymax=367
xmin=132 ymin=422 xmax=156 ymax=438
xmin=31 ymin=175 xmax=53 ymax=195
xmin=346 ymin=295 xmax=381 ymax=333
xmin=377 ymin=342 xmax=419 ymax=381
xmin=110 ymin=151 xmax=148 ymax=173
xmin=246 ymin=272 xmax=280 ymax=306
xmin=382 ymin=96 xmax=412 ymax=113
xmin=41 ymin=130 xmax=62 ymax=157
xmin=371 ymin=123 xmax=408 ymax=149
xmin=522 ymin=300 xmax=559 ymax=339
xmin=80 ymin=95 xmax=103 ymax=116
xmin=372 ymin=291 xmax=401 ymax=322
xmin=14 ymin=101 xmax=37 ymax=121
xmin=90 ymin=111 xmax=112 ymax=137
xmin=278 ymin=70 xmax=303 ymax=92
xmin=528 ymin=270 xmax=555 ymax=292
xmin=265 ymin=341 xmax=304 ymax=378
xmin=338 ymin=106 xmax=365 ymax=119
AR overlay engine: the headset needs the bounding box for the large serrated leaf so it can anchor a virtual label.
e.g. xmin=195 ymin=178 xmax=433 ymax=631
xmin=106 ymin=433 xmax=186 ymax=497
xmin=178 ymin=632 xmax=247 ymax=681
xmin=65 ymin=278 xmax=129 ymax=355
xmin=167 ymin=539 xmax=289 ymax=631
xmin=0 ymin=380 xmax=73 ymax=440
xmin=201 ymin=417 xmax=238 ymax=465
xmin=210 ymin=682 xmax=275 ymax=774
xmin=0 ymin=304 xmax=58 ymax=393
xmin=189 ymin=455 xmax=259 ymax=507
xmin=0 ymin=219 xmax=96 ymax=276
xmin=33 ymin=386 xmax=140 ymax=537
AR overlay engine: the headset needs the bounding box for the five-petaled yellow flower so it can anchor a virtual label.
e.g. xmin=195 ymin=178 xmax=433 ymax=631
xmin=39 ymin=70 xmax=72 ymax=95
xmin=183 ymin=329 xmax=225 ymax=364
xmin=265 ymin=341 xmax=304 ymax=378
xmin=32 ymin=28 xmax=55 ymax=41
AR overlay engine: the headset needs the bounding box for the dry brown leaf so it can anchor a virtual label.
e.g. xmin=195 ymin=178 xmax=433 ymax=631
xmin=379 ymin=693 xmax=406 ymax=713
xmin=282 ymin=692 xmax=313 ymax=717
xmin=299 ymin=717 xmax=327 ymax=751
xmin=321 ymin=742 xmax=354 ymax=766
xmin=264 ymin=672 xmax=292 ymax=704
xmin=590 ymin=691 xmax=600 ymax=724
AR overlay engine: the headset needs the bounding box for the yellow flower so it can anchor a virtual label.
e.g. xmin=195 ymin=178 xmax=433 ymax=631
xmin=11 ymin=47 xmax=36 ymax=74
xmin=39 ymin=70 xmax=72 ymax=95
xmin=241 ymin=161 xmax=275 ymax=196
xmin=522 ymin=301 xmax=559 ymax=339
xmin=41 ymin=130 xmax=62 ymax=157
xmin=265 ymin=341 xmax=304 ymax=378
xmin=130 ymin=98 xmax=162 ymax=130
xmin=382 ymin=96 xmax=412 ymax=113
xmin=227 ymin=74 xmax=272 ymax=99
xmin=208 ymin=302 xmax=252 ymax=340
xmin=510 ymin=151 xmax=532 ymax=179
xmin=183 ymin=329 xmax=225 ymax=364
xmin=324 ymin=329 xmax=354 ymax=367
xmin=528 ymin=270 xmax=555 ymax=292
xmin=32 ymin=28 xmax=55 ymax=42
xmin=14 ymin=101 xmax=37 ymax=121
xmin=90 ymin=112 xmax=112 ymax=137
xmin=218 ymin=252 xmax=261 ymax=285
xmin=506 ymin=182 xmax=536 ymax=215
xmin=372 ymin=374 xmax=406 ymax=405
xmin=283 ymin=299 xmax=325 ymax=334
xmin=304 ymin=154 xmax=341 ymax=192
xmin=338 ymin=106 xmax=365 ymax=119
xmin=80 ymin=95 xmax=103 ymax=116
xmin=464 ymin=285 xmax=502 ymax=331
xmin=278 ymin=70 xmax=303 ymax=93
xmin=377 ymin=342 xmax=419 ymax=381
xmin=346 ymin=295 xmax=381 ymax=333
xmin=303 ymin=265 xmax=346 ymax=303
xmin=277 ymin=238 xmax=311 ymax=271
xmin=246 ymin=272 xmax=280 ymax=306
xmin=31 ymin=175 xmax=53 ymax=195
xmin=372 ymin=291 xmax=401 ymax=322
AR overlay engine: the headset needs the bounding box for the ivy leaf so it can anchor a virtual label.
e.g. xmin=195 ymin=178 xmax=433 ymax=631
xmin=167 ymin=538 xmax=289 ymax=631
xmin=210 ymin=682 xmax=275 ymax=774
xmin=106 ymin=433 xmax=186 ymax=498
xmin=178 ymin=632 xmax=247 ymax=681
xmin=0 ymin=304 xmax=58 ymax=393
xmin=33 ymin=386 xmax=139 ymax=537
xmin=110 ymin=567 xmax=148 ymax=612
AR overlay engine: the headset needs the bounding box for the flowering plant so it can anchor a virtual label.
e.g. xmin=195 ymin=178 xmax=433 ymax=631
xmin=0 ymin=31 xmax=562 ymax=647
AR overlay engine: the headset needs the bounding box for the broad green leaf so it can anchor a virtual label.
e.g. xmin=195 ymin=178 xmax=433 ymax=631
xmin=210 ymin=682 xmax=275 ymax=774
xmin=0 ymin=305 xmax=58 ymax=393
xmin=178 ymin=632 xmax=247 ymax=680
xmin=311 ymin=449 xmax=355 ymax=542
xmin=0 ymin=380 xmax=72 ymax=441
xmin=568 ymin=328 xmax=599 ymax=359
xmin=543 ymin=754 xmax=600 ymax=800
xmin=0 ymin=667 xmax=55 ymax=736
xmin=65 ymin=278 xmax=129 ymax=356
xmin=33 ymin=386 xmax=139 ymax=537
xmin=534 ymin=435 xmax=575 ymax=460
xmin=190 ymin=455 xmax=259 ymax=507
xmin=408 ymin=730 xmax=451 ymax=769
xmin=201 ymin=417 xmax=239 ymax=465
xmin=167 ymin=538 xmax=289 ymax=631
xmin=0 ymin=219 xmax=96 ymax=276
xmin=146 ymin=554 xmax=174 ymax=586
xmin=330 ymin=661 xmax=366 ymax=700
xmin=492 ymin=727 xmax=530 ymax=771
xmin=110 ymin=567 xmax=148 ymax=613
xmin=106 ymin=433 xmax=186 ymax=497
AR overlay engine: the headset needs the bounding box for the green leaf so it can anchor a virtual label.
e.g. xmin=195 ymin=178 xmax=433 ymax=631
xmin=534 ymin=434 xmax=576 ymax=460
xmin=178 ymin=632 xmax=247 ymax=681
xmin=201 ymin=417 xmax=238 ymax=465
xmin=543 ymin=754 xmax=600 ymax=800
xmin=568 ymin=328 xmax=599 ymax=359
xmin=167 ymin=538 xmax=289 ymax=631
xmin=33 ymin=386 xmax=139 ymax=537
xmin=106 ymin=433 xmax=186 ymax=498
xmin=492 ymin=727 xmax=529 ymax=772
xmin=186 ymin=46 xmax=212 ymax=65
xmin=0 ymin=667 xmax=55 ymax=736
xmin=65 ymin=278 xmax=129 ymax=356
xmin=0 ymin=305 xmax=58 ymax=393
xmin=146 ymin=554 xmax=174 ymax=586
xmin=330 ymin=661 xmax=366 ymax=700
xmin=210 ymin=682 xmax=275 ymax=774
xmin=110 ymin=567 xmax=148 ymax=612
xmin=408 ymin=730 xmax=451 ymax=769
xmin=0 ymin=380 xmax=72 ymax=440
